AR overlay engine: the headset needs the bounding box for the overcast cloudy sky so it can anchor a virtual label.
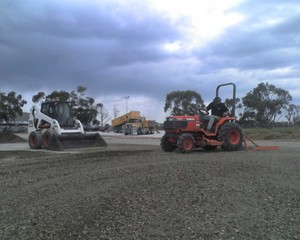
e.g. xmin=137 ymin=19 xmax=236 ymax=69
xmin=1 ymin=0 xmax=300 ymax=122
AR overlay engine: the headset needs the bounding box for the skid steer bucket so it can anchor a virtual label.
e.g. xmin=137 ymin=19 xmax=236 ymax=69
xmin=46 ymin=133 xmax=107 ymax=151
xmin=243 ymin=135 xmax=279 ymax=151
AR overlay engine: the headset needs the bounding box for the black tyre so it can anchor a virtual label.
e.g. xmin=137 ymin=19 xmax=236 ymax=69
xmin=177 ymin=133 xmax=195 ymax=153
xmin=137 ymin=128 xmax=143 ymax=135
xmin=28 ymin=131 xmax=43 ymax=149
xmin=42 ymin=131 xmax=52 ymax=150
xmin=218 ymin=122 xmax=243 ymax=151
xmin=160 ymin=134 xmax=177 ymax=152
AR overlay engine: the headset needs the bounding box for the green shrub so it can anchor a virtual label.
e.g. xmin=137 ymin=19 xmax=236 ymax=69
xmin=242 ymin=127 xmax=300 ymax=139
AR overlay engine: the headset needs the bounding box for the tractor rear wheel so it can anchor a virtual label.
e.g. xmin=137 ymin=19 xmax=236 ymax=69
xmin=177 ymin=133 xmax=195 ymax=153
xmin=218 ymin=122 xmax=243 ymax=151
xmin=161 ymin=134 xmax=177 ymax=152
xmin=28 ymin=131 xmax=43 ymax=149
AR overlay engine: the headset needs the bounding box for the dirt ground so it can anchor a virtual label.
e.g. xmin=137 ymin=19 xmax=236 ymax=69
xmin=0 ymin=134 xmax=299 ymax=239
xmin=0 ymin=132 xmax=26 ymax=143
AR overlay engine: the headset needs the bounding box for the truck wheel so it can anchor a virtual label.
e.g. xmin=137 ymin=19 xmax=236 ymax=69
xmin=42 ymin=131 xmax=52 ymax=150
xmin=28 ymin=131 xmax=43 ymax=149
xmin=177 ymin=133 xmax=195 ymax=153
xmin=161 ymin=134 xmax=177 ymax=152
xmin=137 ymin=128 xmax=143 ymax=135
xmin=218 ymin=122 xmax=243 ymax=151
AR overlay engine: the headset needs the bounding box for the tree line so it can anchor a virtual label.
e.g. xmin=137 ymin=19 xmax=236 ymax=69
xmin=1 ymin=82 xmax=300 ymax=128
xmin=0 ymin=86 xmax=110 ymax=127
xmin=164 ymin=82 xmax=299 ymax=128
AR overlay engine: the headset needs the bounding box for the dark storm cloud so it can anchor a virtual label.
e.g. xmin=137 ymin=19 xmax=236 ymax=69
xmin=195 ymin=0 xmax=300 ymax=73
xmin=272 ymin=14 xmax=300 ymax=36
xmin=0 ymin=0 xmax=181 ymax=95
xmin=1 ymin=0 xmax=300 ymax=120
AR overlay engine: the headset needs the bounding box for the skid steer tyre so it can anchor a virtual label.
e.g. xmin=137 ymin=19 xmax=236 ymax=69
xmin=177 ymin=133 xmax=195 ymax=153
xmin=218 ymin=122 xmax=243 ymax=151
xmin=28 ymin=131 xmax=43 ymax=149
xmin=42 ymin=131 xmax=52 ymax=150
xmin=161 ymin=134 xmax=177 ymax=152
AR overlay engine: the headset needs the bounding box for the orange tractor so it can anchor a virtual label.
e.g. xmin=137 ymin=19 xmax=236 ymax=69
xmin=161 ymin=83 xmax=244 ymax=153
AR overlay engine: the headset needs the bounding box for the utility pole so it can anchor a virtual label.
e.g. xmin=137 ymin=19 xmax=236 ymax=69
xmin=125 ymin=96 xmax=130 ymax=113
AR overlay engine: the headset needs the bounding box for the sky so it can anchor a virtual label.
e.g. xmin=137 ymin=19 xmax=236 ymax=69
xmin=1 ymin=0 xmax=300 ymax=123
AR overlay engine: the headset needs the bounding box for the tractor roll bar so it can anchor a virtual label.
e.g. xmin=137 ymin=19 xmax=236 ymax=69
xmin=216 ymin=83 xmax=236 ymax=117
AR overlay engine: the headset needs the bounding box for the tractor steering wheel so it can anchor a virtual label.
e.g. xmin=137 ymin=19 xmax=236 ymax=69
xmin=199 ymin=108 xmax=209 ymax=115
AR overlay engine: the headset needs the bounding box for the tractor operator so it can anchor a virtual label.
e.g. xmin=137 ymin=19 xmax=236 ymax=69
xmin=203 ymin=97 xmax=229 ymax=132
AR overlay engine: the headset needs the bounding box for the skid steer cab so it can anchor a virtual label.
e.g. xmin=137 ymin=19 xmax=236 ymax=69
xmin=28 ymin=100 xmax=107 ymax=151
xmin=161 ymin=83 xmax=243 ymax=153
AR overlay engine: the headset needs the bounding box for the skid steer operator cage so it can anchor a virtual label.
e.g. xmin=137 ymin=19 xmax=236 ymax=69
xmin=41 ymin=101 xmax=74 ymax=127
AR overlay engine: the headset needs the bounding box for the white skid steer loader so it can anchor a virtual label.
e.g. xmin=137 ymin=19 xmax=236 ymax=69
xmin=28 ymin=100 xmax=107 ymax=151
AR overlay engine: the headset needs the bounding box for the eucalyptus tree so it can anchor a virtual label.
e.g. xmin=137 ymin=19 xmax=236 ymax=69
xmin=0 ymin=91 xmax=27 ymax=123
xmin=242 ymin=82 xmax=292 ymax=127
xmin=164 ymin=90 xmax=204 ymax=116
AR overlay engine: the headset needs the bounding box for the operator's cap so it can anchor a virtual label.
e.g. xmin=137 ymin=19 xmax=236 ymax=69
xmin=214 ymin=96 xmax=222 ymax=103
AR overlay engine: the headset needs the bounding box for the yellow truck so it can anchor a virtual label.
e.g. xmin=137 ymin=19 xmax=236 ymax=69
xmin=123 ymin=117 xmax=155 ymax=135
xmin=111 ymin=111 xmax=141 ymax=133
xmin=111 ymin=111 xmax=155 ymax=135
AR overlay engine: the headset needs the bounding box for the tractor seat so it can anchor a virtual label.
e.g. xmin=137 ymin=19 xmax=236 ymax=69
xmin=199 ymin=112 xmax=209 ymax=127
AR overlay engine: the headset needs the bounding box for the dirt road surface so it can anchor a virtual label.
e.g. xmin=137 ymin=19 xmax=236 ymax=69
xmin=0 ymin=134 xmax=299 ymax=239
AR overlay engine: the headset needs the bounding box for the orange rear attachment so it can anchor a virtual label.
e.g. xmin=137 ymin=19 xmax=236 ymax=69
xmin=243 ymin=135 xmax=279 ymax=151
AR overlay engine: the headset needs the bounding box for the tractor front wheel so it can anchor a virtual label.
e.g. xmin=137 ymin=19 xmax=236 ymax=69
xmin=218 ymin=122 xmax=243 ymax=151
xmin=161 ymin=134 xmax=177 ymax=152
xmin=177 ymin=133 xmax=195 ymax=153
